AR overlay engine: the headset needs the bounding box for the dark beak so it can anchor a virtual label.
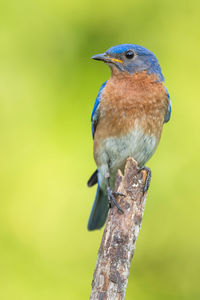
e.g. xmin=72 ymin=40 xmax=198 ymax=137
xmin=91 ymin=53 xmax=110 ymax=62
xmin=91 ymin=53 xmax=124 ymax=65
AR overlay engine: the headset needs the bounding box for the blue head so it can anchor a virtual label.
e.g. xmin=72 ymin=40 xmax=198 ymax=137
xmin=92 ymin=44 xmax=164 ymax=81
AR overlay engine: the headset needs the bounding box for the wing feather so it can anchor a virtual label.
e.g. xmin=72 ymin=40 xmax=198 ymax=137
xmin=164 ymin=87 xmax=171 ymax=123
xmin=91 ymin=81 xmax=107 ymax=138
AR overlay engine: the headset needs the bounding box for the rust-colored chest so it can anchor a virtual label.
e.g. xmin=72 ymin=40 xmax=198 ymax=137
xmin=95 ymin=72 xmax=168 ymax=143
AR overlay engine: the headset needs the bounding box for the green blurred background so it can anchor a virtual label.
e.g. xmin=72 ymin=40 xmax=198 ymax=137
xmin=0 ymin=0 xmax=200 ymax=299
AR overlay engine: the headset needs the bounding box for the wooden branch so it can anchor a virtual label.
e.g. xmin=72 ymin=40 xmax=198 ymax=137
xmin=90 ymin=157 xmax=149 ymax=300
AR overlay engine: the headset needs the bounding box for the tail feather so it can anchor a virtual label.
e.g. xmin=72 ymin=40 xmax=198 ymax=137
xmin=87 ymin=185 xmax=109 ymax=231
xmin=87 ymin=170 xmax=98 ymax=187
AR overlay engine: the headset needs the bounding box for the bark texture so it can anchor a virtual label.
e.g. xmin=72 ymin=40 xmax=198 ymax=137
xmin=90 ymin=158 xmax=149 ymax=300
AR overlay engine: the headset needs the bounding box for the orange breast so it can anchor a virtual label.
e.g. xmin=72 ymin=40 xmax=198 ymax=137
xmin=94 ymin=72 xmax=169 ymax=163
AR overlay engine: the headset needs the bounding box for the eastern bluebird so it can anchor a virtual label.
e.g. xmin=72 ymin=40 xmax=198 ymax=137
xmin=87 ymin=44 xmax=171 ymax=231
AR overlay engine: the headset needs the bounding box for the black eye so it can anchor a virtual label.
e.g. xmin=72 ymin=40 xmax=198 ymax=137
xmin=125 ymin=50 xmax=134 ymax=59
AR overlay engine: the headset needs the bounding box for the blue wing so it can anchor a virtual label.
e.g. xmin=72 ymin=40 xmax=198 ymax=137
xmin=91 ymin=81 xmax=107 ymax=138
xmin=164 ymin=87 xmax=171 ymax=123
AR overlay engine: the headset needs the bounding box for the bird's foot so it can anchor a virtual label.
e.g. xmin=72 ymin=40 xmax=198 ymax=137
xmin=107 ymin=187 xmax=124 ymax=213
xmin=138 ymin=166 xmax=151 ymax=194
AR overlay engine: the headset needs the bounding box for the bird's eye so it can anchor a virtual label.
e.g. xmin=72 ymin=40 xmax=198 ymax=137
xmin=125 ymin=50 xmax=134 ymax=59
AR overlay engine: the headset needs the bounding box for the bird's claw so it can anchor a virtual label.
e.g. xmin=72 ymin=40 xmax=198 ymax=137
xmin=112 ymin=191 xmax=125 ymax=197
xmin=107 ymin=187 xmax=124 ymax=213
xmin=138 ymin=166 xmax=151 ymax=194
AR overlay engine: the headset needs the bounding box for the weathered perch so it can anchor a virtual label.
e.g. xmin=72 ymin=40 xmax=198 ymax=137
xmin=90 ymin=157 xmax=149 ymax=300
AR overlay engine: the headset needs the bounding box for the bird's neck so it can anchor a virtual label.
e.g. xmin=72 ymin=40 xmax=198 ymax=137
xmin=110 ymin=70 xmax=159 ymax=82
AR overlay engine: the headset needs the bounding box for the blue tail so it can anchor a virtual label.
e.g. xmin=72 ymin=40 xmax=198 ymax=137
xmin=87 ymin=185 xmax=109 ymax=231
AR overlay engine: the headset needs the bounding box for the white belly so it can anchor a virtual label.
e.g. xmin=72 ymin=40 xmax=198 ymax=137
xmin=97 ymin=128 xmax=158 ymax=190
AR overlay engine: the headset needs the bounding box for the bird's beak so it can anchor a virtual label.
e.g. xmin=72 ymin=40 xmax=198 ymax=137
xmin=91 ymin=53 xmax=110 ymax=62
xmin=91 ymin=53 xmax=123 ymax=64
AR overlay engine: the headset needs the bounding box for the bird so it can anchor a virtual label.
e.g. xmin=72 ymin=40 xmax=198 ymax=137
xmin=87 ymin=44 xmax=171 ymax=231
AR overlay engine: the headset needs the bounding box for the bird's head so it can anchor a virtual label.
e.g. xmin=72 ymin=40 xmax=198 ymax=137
xmin=92 ymin=44 xmax=164 ymax=81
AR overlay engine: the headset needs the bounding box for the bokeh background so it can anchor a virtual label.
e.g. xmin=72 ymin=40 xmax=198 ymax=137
xmin=0 ymin=0 xmax=200 ymax=299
